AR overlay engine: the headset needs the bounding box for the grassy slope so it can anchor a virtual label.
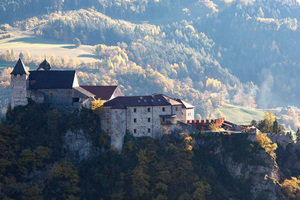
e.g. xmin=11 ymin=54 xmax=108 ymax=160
xmin=0 ymin=35 xmax=97 ymax=62
xmin=220 ymin=104 xmax=265 ymax=125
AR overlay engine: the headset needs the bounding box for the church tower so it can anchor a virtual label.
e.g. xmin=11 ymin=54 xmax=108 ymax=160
xmin=11 ymin=58 xmax=29 ymax=109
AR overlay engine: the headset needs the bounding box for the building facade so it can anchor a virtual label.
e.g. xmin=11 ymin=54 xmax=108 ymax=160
xmin=101 ymin=94 xmax=195 ymax=150
xmin=11 ymin=59 xmax=195 ymax=151
xmin=10 ymin=59 xmax=123 ymax=109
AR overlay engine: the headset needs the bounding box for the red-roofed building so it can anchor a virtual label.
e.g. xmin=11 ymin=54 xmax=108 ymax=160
xmin=80 ymin=86 xmax=123 ymax=102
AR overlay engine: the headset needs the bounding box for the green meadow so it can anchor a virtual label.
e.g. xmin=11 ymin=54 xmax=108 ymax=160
xmin=0 ymin=35 xmax=97 ymax=62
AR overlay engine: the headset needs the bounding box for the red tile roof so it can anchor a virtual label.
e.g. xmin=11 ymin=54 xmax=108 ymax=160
xmin=80 ymin=86 xmax=123 ymax=101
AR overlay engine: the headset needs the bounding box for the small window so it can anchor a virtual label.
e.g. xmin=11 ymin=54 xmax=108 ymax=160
xmin=148 ymin=118 xmax=151 ymax=122
xmin=134 ymin=129 xmax=137 ymax=133
xmin=148 ymin=108 xmax=150 ymax=112
xmin=134 ymin=108 xmax=137 ymax=112
xmin=148 ymin=128 xmax=151 ymax=133
xmin=106 ymin=108 xmax=109 ymax=113
xmin=115 ymin=120 xmax=118 ymax=123
xmin=162 ymin=107 xmax=165 ymax=112
xmin=73 ymin=98 xmax=79 ymax=103
xmin=50 ymin=92 xmax=53 ymax=98
xmin=115 ymin=131 xmax=118 ymax=134
xmin=134 ymin=118 xmax=137 ymax=123
xmin=176 ymin=107 xmax=178 ymax=111
xmin=106 ymin=118 xmax=110 ymax=123
xmin=106 ymin=129 xmax=110 ymax=133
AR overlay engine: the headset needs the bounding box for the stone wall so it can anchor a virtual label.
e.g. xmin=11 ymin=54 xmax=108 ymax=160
xmin=126 ymin=105 xmax=182 ymax=138
xmin=11 ymin=74 xmax=29 ymax=108
xmin=110 ymin=109 xmax=126 ymax=150
xmin=38 ymin=89 xmax=73 ymax=106
xmin=29 ymin=90 xmax=45 ymax=103
xmin=101 ymin=104 xmax=184 ymax=151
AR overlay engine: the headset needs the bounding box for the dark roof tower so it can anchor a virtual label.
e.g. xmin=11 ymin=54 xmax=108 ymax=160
xmin=37 ymin=59 xmax=52 ymax=71
xmin=11 ymin=58 xmax=29 ymax=75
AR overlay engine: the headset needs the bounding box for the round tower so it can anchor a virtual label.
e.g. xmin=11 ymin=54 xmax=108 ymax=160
xmin=11 ymin=58 xmax=29 ymax=109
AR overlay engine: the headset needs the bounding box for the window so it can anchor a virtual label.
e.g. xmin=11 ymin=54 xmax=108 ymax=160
xmin=106 ymin=129 xmax=110 ymax=134
xmin=134 ymin=108 xmax=137 ymax=112
xmin=148 ymin=128 xmax=151 ymax=133
xmin=115 ymin=131 xmax=118 ymax=134
xmin=148 ymin=118 xmax=151 ymax=122
xmin=134 ymin=129 xmax=137 ymax=133
xmin=134 ymin=118 xmax=137 ymax=123
xmin=148 ymin=108 xmax=151 ymax=112
xmin=72 ymin=98 xmax=79 ymax=103
xmin=162 ymin=107 xmax=165 ymax=112
xmin=106 ymin=108 xmax=109 ymax=113
xmin=115 ymin=120 xmax=118 ymax=123
xmin=50 ymin=92 xmax=53 ymax=98
xmin=176 ymin=107 xmax=178 ymax=111
xmin=106 ymin=118 xmax=110 ymax=123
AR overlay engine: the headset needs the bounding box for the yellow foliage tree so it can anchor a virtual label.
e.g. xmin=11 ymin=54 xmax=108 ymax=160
xmin=91 ymin=98 xmax=103 ymax=115
xmin=256 ymin=132 xmax=277 ymax=158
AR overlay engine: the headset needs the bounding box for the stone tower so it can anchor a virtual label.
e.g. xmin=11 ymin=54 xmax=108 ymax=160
xmin=11 ymin=58 xmax=29 ymax=109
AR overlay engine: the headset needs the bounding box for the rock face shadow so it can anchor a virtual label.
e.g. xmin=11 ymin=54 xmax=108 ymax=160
xmin=8 ymin=37 xmax=64 ymax=45
xmin=78 ymin=54 xmax=98 ymax=59
xmin=62 ymin=45 xmax=77 ymax=49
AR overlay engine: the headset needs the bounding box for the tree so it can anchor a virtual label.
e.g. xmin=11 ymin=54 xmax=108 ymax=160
xmin=73 ymin=37 xmax=81 ymax=48
xmin=91 ymin=98 xmax=103 ymax=115
xmin=251 ymin=119 xmax=258 ymax=128
xmin=296 ymin=128 xmax=300 ymax=143
xmin=23 ymin=50 xmax=31 ymax=63
xmin=209 ymin=122 xmax=218 ymax=131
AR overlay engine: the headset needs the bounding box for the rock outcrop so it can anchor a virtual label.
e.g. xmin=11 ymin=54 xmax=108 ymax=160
xmin=63 ymin=130 xmax=94 ymax=162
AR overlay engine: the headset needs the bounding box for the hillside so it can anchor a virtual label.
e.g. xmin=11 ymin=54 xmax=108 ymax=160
xmin=1 ymin=0 xmax=300 ymax=129
xmin=1 ymin=102 xmax=298 ymax=200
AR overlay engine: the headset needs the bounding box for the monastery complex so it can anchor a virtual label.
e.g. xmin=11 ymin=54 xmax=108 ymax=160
xmin=10 ymin=59 xmax=200 ymax=150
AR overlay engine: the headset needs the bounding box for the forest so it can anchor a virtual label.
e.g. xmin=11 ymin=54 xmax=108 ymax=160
xmin=1 ymin=102 xmax=300 ymax=199
xmin=0 ymin=102 xmax=299 ymax=200
xmin=1 ymin=1 xmax=300 ymax=126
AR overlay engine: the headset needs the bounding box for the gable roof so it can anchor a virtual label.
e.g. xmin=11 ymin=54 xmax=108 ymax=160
xmin=175 ymin=99 xmax=194 ymax=109
xmin=11 ymin=58 xmax=29 ymax=75
xmin=104 ymin=94 xmax=182 ymax=108
xmin=29 ymin=70 xmax=76 ymax=89
xmin=73 ymin=86 xmax=95 ymax=98
xmin=80 ymin=86 xmax=123 ymax=100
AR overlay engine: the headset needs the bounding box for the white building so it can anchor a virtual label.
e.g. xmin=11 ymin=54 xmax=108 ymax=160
xmin=101 ymin=94 xmax=195 ymax=150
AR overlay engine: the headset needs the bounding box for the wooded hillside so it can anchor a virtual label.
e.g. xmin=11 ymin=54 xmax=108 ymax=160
xmin=1 ymin=0 xmax=300 ymax=127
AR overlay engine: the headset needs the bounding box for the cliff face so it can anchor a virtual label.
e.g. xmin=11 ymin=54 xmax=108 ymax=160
xmin=220 ymin=150 xmax=282 ymax=199
xmin=195 ymin=133 xmax=286 ymax=200
xmin=63 ymin=130 xmax=94 ymax=162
